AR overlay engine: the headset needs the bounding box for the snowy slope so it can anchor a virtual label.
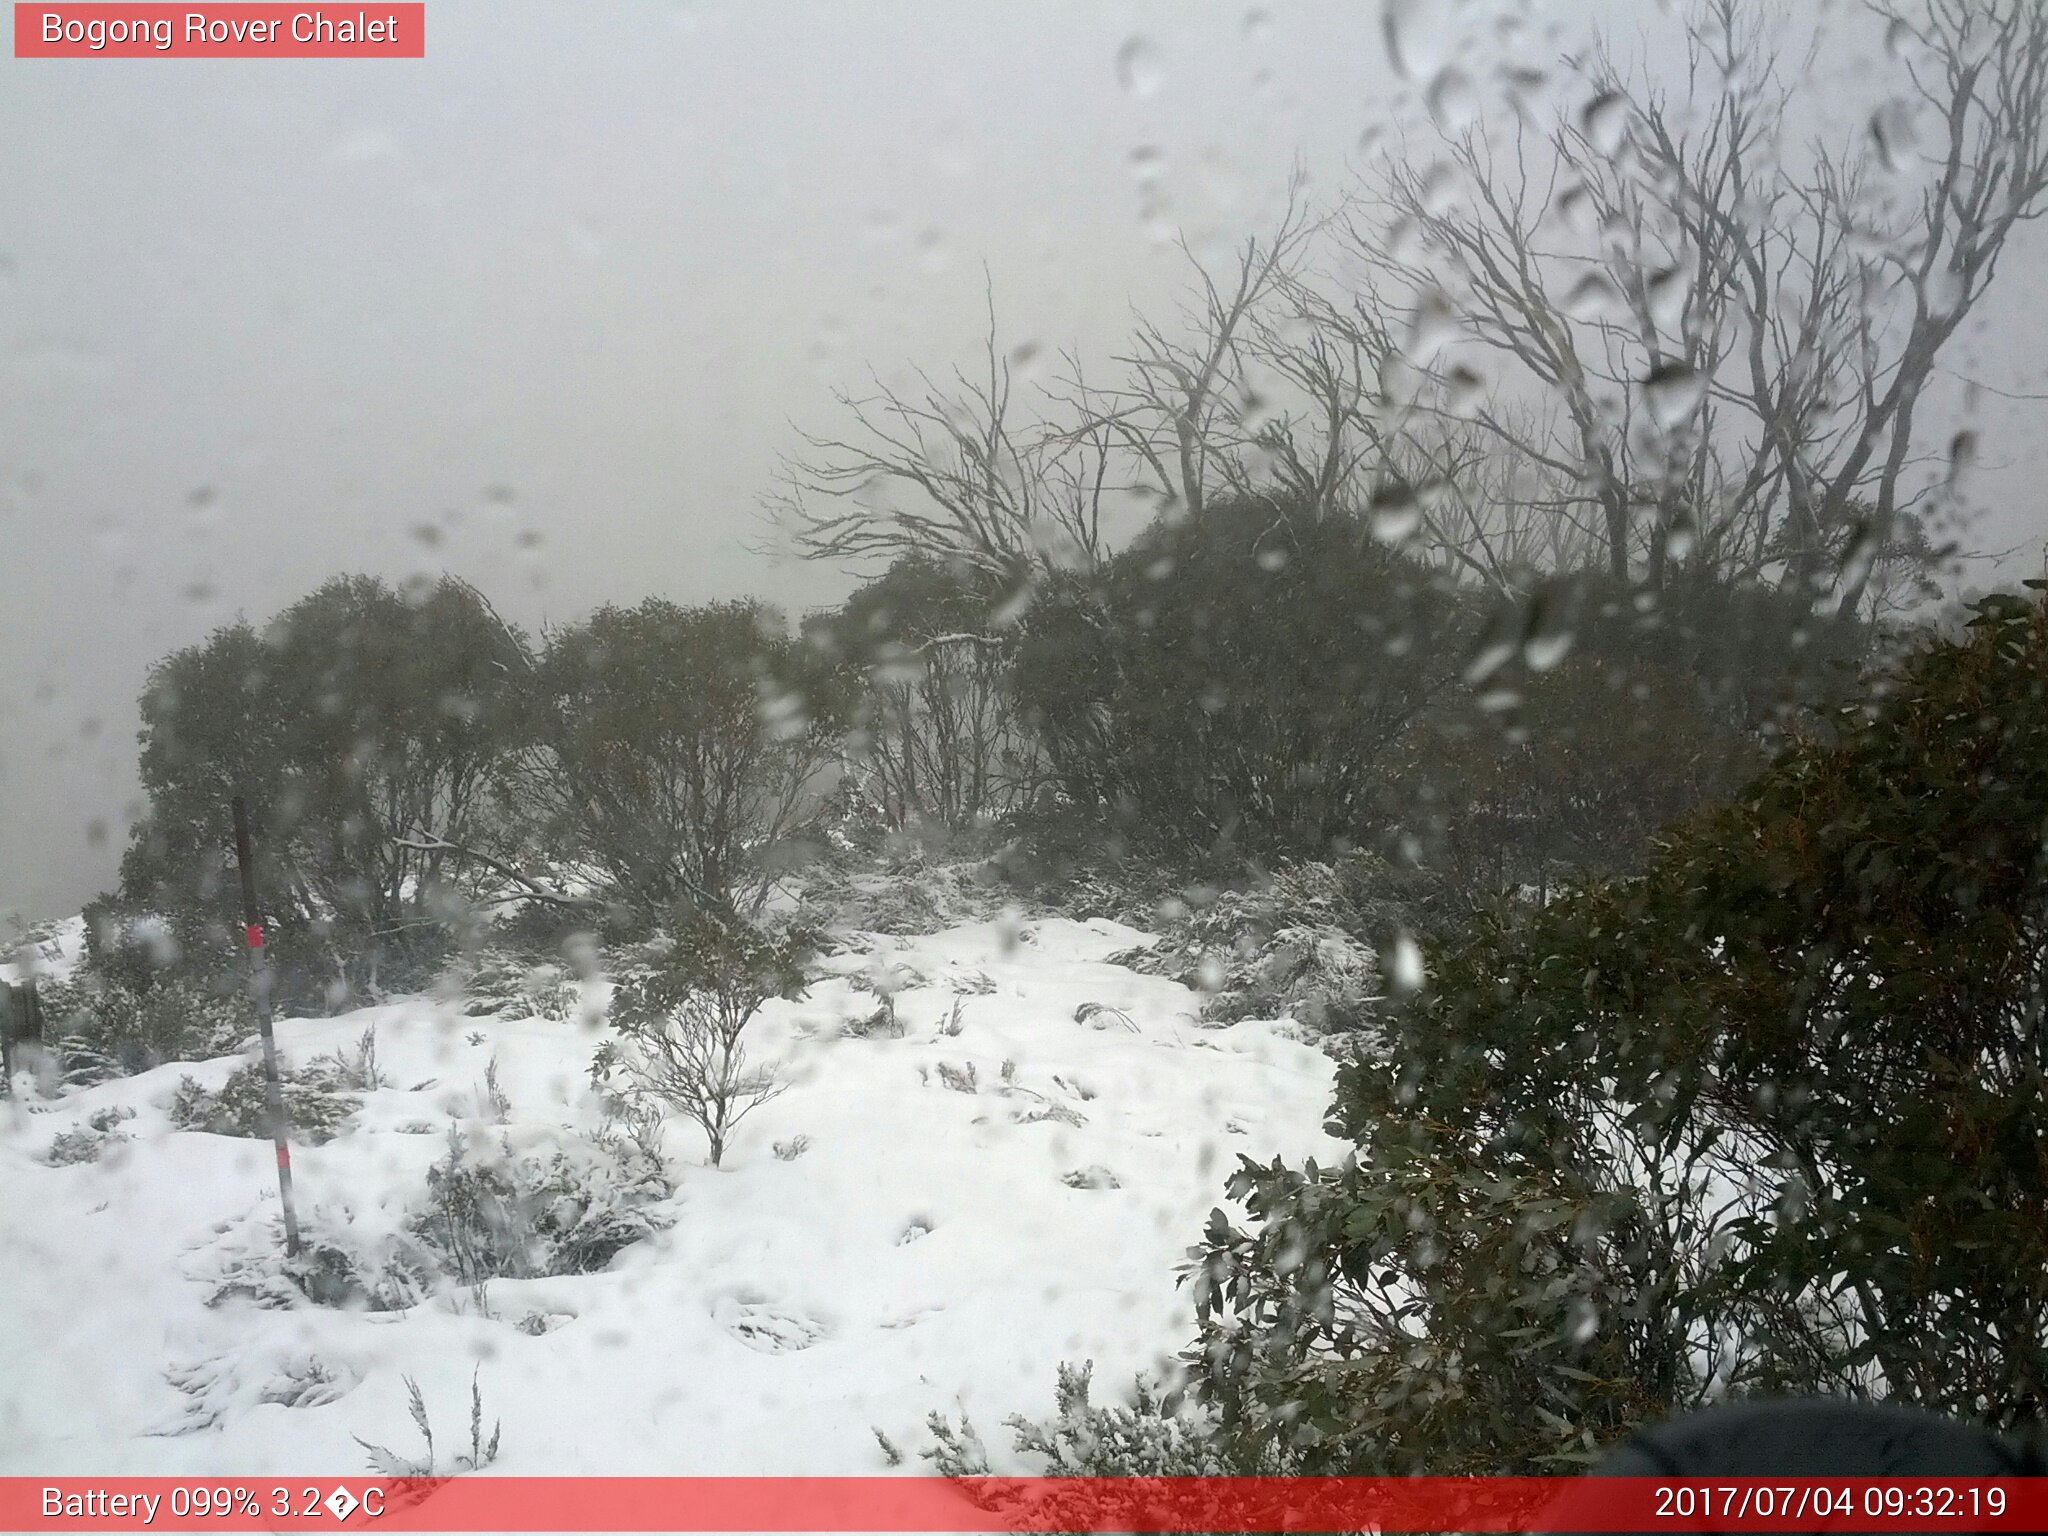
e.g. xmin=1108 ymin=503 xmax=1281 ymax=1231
xmin=0 ymin=913 xmax=1342 ymax=1477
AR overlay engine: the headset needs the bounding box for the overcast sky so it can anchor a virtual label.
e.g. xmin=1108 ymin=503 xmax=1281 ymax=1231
xmin=5 ymin=0 xmax=2046 ymax=933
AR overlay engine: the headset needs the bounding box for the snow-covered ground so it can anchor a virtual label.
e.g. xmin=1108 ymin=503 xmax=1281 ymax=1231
xmin=0 ymin=913 xmax=1342 ymax=1476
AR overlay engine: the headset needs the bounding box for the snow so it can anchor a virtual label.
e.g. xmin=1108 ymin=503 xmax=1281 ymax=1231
xmin=0 ymin=912 xmax=1343 ymax=1476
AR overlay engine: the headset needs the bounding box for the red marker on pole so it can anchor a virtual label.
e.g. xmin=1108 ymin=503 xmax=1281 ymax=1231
xmin=232 ymin=796 xmax=301 ymax=1258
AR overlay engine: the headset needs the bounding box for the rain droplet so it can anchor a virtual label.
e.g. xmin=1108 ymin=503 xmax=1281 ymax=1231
xmin=1116 ymin=36 xmax=1163 ymax=98
xmin=1582 ymin=90 xmax=1628 ymax=156
xmin=1369 ymin=482 xmax=1422 ymax=543
xmin=1869 ymin=100 xmax=1917 ymax=175
xmin=1885 ymin=17 xmax=1912 ymax=58
xmin=1642 ymin=361 xmax=1706 ymax=430
xmin=1380 ymin=0 xmax=1444 ymax=83
xmin=1402 ymin=288 xmax=1460 ymax=363
xmin=1387 ymin=933 xmax=1425 ymax=995
xmin=1948 ymin=429 xmax=1978 ymax=483
xmin=1522 ymin=592 xmax=1576 ymax=673
xmin=1563 ymin=271 xmax=1625 ymax=322
xmin=1426 ymin=66 xmax=1478 ymax=133
xmin=1647 ymin=265 xmax=1689 ymax=330
xmin=1444 ymin=362 xmax=1487 ymax=416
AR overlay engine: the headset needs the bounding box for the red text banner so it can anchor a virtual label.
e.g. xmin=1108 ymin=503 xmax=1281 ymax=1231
xmin=3 ymin=1476 xmax=2044 ymax=1532
xmin=14 ymin=4 xmax=424 ymax=57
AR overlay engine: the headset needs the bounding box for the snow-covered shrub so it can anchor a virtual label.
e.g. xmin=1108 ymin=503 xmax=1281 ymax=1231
xmin=408 ymin=1124 xmax=672 ymax=1283
xmin=599 ymin=913 xmax=804 ymax=1167
xmin=159 ymin=1350 xmax=364 ymax=1435
xmin=841 ymin=999 xmax=905 ymax=1039
xmin=37 ymin=973 xmax=245 ymax=1086
xmin=924 ymin=1364 xmax=1287 ymax=1525
xmin=310 ymin=1025 xmax=386 ymax=1091
xmin=795 ymin=856 xmax=1008 ymax=937
xmin=440 ymin=949 xmax=581 ymax=1022
xmin=1113 ymin=860 xmax=1386 ymax=1037
xmin=168 ymin=1061 xmax=359 ymax=1144
xmin=43 ymin=1103 xmax=139 ymax=1164
xmin=203 ymin=1207 xmax=431 ymax=1312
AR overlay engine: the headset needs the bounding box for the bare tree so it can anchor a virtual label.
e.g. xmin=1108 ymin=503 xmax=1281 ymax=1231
xmin=1322 ymin=0 xmax=2048 ymax=610
xmin=769 ymin=287 xmax=1117 ymax=584
xmin=1063 ymin=187 xmax=1320 ymax=523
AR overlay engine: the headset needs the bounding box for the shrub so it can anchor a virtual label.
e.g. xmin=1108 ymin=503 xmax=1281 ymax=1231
xmin=440 ymin=949 xmax=581 ymax=1022
xmin=924 ymin=1365 xmax=1288 ymax=1529
xmin=44 ymin=1115 xmax=131 ymax=1165
xmin=169 ymin=1061 xmax=359 ymax=1145
xmin=1112 ymin=860 xmax=1393 ymax=1036
xmin=1011 ymin=497 xmax=1462 ymax=862
xmin=203 ymin=1207 xmax=431 ymax=1312
xmin=597 ymin=912 xmax=807 ymax=1167
xmin=1389 ymin=574 xmax=1868 ymax=901
xmin=507 ymin=597 xmax=851 ymax=920
xmin=1182 ymin=584 xmax=2048 ymax=1471
xmin=39 ymin=973 xmax=246 ymax=1086
xmin=408 ymin=1125 xmax=672 ymax=1283
xmin=809 ymin=555 xmax=1040 ymax=832
xmin=113 ymin=575 xmax=527 ymax=1011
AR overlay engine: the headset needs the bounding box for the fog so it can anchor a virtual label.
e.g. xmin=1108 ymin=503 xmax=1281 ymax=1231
xmin=4 ymin=0 xmax=2045 ymax=932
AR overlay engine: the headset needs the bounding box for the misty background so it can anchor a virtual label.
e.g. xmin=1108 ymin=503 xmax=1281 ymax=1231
xmin=5 ymin=0 xmax=2046 ymax=933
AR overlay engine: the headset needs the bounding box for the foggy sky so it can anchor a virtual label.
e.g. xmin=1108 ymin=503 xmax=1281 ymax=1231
xmin=5 ymin=0 xmax=2046 ymax=932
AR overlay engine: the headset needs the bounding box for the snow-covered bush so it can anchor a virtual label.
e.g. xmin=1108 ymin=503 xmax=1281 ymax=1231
xmin=310 ymin=1024 xmax=386 ymax=1091
xmin=408 ymin=1124 xmax=673 ymax=1283
xmin=924 ymin=1364 xmax=1289 ymax=1526
xmin=203 ymin=1207 xmax=431 ymax=1313
xmin=37 ymin=973 xmax=246 ymax=1085
xmin=439 ymin=948 xmax=582 ymax=1022
xmin=168 ymin=1061 xmax=359 ymax=1145
xmin=598 ymin=913 xmax=805 ymax=1167
xmin=794 ymin=855 xmax=1009 ymax=938
xmin=1112 ymin=860 xmax=1386 ymax=1036
xmin=44 ymin=1107 xmax=133 ymax=1166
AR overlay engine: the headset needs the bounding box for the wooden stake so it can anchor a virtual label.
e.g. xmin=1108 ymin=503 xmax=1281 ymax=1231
xmin=232 ymin=795 xmax=301 ymax=1257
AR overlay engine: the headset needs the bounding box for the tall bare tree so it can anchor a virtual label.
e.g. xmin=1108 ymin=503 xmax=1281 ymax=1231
xmin=1321 ymin=0 xmax=2048 ymax=609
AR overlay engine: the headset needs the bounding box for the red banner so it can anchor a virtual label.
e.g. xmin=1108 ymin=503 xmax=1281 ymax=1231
xmin=13 ymin=4 xmax=424 ymax=57
xmin=3 ymin=1476 xmax=2042 ymax=1532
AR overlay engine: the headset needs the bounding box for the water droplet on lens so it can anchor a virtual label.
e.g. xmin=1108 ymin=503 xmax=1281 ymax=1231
xmin=1380 ymin=0 xmax=1444 ymax=82
xmin=1387 ymin=933 xmax=1425 ymax=995
xmin=1369 ymin=482 xmax=1422 ymax=543
xmin=1582 ymin=90 xmax=1628 ymax=156
xmin=1426 ymin=66 xmax=1478 ymax=132
xmin=1643 ymin=361 xmax=1706 ymax=430
xmin=1116 ymin=36 xmax=1163 ymax=98
xmin=1869 ymin=100 xmax=1917 ymax=174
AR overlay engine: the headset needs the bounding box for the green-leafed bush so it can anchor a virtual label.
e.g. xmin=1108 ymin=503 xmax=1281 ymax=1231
xmin=1181 ymin=585 xmax=2048 ymax=1471
xmin=40 ymin=974 xmax=247 ymax=1086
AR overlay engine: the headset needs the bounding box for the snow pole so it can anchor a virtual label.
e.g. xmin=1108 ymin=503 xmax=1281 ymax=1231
xmin=232 ymin=795 xmax=301 ymax=1257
